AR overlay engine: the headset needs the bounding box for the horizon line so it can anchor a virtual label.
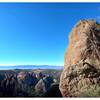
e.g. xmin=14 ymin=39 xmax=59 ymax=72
xmin=0 ymin=64 xmax=64 ymax=66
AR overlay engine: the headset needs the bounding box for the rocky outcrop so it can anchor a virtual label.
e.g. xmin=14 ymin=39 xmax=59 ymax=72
xmin=35 ymin=75 xmax=54 ymax=96
xmin=59 ymin=20 xmax=100 ymax=97
xmin=0 ymin=74 xmax=18 ymax=96
xmin=17 ymin=72 xmax=37 ymax=86
xmin=35 ymin=79 xmax=46 ymax=96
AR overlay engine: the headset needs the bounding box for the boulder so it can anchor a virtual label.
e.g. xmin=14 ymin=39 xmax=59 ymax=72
xmin=59 ymin=20 xmax=100 ymax=97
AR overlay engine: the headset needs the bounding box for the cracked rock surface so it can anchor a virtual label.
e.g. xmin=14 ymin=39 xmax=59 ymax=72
xmin=59 ymin=20 xmax=100 ymax=97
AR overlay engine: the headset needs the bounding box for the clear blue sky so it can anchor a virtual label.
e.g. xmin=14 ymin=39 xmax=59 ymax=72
xmin=0 ymin=3 xmax=100 ymax=66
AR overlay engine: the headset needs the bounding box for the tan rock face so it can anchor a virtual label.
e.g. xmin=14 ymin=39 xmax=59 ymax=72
xmin=59 ymin=20 xmax=100 ymax=97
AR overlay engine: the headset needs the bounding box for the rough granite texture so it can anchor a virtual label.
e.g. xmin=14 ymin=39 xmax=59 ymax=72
xmin=59 ymin=20 xmax=100 ymax=97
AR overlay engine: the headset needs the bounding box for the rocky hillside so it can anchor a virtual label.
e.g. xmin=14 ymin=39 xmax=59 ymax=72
xmin=59 ymin=20 xmax=100 ymax=97
xmin=0 ymin=69 xmax=62 ymax=97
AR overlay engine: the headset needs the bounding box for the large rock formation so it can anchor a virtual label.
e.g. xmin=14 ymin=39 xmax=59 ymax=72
xmin=59 ymin=20 xmax=100 ymax=97
xmin=0 ymin=74 xmax=18 ymax=96
xmin=35 ymin=79 xmax=46 ymax=96
xmin=35 ymin=75 xmax=54 ymax=96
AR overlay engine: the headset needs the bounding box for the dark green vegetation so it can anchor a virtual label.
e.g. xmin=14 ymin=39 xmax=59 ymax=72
xmin=0 ymin=69 xmax=62 ymax=97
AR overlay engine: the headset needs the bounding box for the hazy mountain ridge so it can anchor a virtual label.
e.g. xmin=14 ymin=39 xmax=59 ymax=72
xmin=0 ymin=65 xmax=63 ymax=70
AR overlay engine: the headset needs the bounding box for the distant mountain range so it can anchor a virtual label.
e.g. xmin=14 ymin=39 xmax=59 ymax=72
xmin=0 ymin=65 xmax=63 ymax=70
